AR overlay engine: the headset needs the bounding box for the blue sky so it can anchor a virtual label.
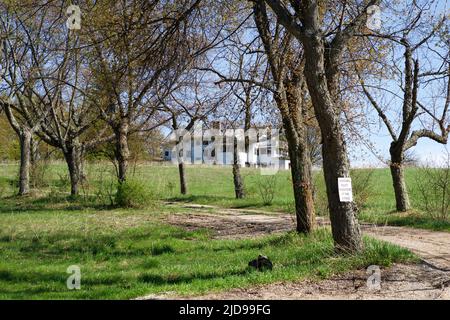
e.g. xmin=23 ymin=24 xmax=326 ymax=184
xmin=167 ymin=0 xmax=449 ymax=168
xmin=349 ymin=0 xmax=449 ymax=168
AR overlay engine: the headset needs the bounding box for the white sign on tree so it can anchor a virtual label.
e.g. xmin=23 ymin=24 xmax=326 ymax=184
xmin=338 ymin=178 xmax=353 ymax=202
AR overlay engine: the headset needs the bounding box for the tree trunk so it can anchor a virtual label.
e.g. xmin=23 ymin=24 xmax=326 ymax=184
xmin=277 ymin=83 xmax=316 ymax=234
xmin=288 ymin=139 xmax=315 ymax=233
xmin=280 ymin=105 xmax=315 ymax=233
xmin=232 ymin=137 xmax=245 ymax=199
xmin=281 ymin=77 xmax=316 ymax=233
xmin=302 ymin=34 xmax=362 ymax=252
xmin=321 ymin=135 xmax=362 ymax=252
xmin=63 ymin=144 xmax=82 ymax=196
xmin=18 ymin=129 xmax=32 ymax=196
xmin=178 ymin=162 xmax=187 ymax=195
xmin=114 ymin=122 xmax=130 ymax=183
xmin=30 ymin=136 xmax=40 ymax=166
xmin=244 ymin=97 xmax=251 ymax=167
xmin=390 ymin=149 xmax=410 ymax=212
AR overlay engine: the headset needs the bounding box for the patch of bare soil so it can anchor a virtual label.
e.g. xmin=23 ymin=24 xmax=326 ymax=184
xmin=362 ymin=225 xmax=450 ymax=271
xmin=156 ymin=205 xmax=450 ymax=300
xmin=165 ymin=212 xmax=296 ymax=239
xmin=190 ymin=264 xmax=450 ymax=300
xmin=137 ymin=264 xmax=450 ymax=300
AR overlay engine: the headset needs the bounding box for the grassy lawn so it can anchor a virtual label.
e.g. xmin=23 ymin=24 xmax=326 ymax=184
xmin=2 ymin=162 xmax=447 ymax=231
xmin=0 ymin=194 xmax=416 ymax=299
xmin=0 ymin=162 xmax=446 ymax=299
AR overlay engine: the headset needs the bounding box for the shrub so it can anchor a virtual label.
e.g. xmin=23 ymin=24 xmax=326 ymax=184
xmin=257 ymin=175 xmax=277 ymax=206
xmin=115 ymin=179 xmax=153 ymax=208
xmin=55 ymin=173 xmax=70 ymax=191
xmin=93 ymin=167 xmax=117 ymax=207
xmin=413 ymin=152 xmax=450 ymax=221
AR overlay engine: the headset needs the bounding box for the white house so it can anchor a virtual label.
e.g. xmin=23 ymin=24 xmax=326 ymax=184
xmin=162 ymin=122 xmax=290 ymax=170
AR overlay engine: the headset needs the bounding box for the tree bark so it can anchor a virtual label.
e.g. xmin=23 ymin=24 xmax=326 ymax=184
xmin=178 ymin=162 xmax=187 ymax=195
xmin=18 ymin=129 xmax=32 ymax=196
xmin=114 ymin=122 xmax=130 ymax=183
xmin=389 ymin=146 xmax=410 ymax=212
xmin=244 ymin=96 xmax=252 ymax=166
xmin=252 ymin=1 xmax=315 ymax=234
xmin=286 ymin=133 xmax=315 ymax=232
xmin=232 ymin=136 xmax=245 ymax=199
xmin=279 ymin=90 xmax=315 ymax=233
xmin=302 ymin=34 xmax=362 ymax=252
xmin=63 ymin=143 xmax=82 ymax=196
xmin=30 ymin=137 xmax=40 ymax=166
xmin=321 ymin=135 xmax=362 ymax=252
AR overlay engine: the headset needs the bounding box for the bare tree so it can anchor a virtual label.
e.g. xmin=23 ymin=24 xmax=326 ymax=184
xmin=252 ymin=1 xmax=316 ymax=233
xmin=206 ymin=2 xmax=317 ymax=232
xmin=162 ymin=67 xmax=230 ymax=195
xmin=357 ymin=6 xmax=449 ymax=211
xmin=261 ymin=0 xmax=384 ymax=251
xmin=0 ymin=2 xmax=115 ymax=196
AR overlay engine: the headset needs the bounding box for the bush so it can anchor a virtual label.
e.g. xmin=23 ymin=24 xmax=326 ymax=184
xmin=256 ymin=175 xmax=277 ymax=206
xmin=55 ymin=173 xmax=71 ymax=191
xmin=92 ymin=167 xmax=116 ymax=207
xmin=413 ymin=153 xmax=450 ymax=221
xmin=115 ymin=179 xmax=153 ymax=208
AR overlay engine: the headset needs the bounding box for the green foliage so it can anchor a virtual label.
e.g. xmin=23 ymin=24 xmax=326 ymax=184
xmin=115 ymin=179 xmax=154 ymax=208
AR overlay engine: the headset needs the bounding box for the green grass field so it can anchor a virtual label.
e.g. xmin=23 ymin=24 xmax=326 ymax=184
xmin=0 ymin=162 xmax=444 ymax=299
xmin=0 ymin=194 xmax=416 ymax=299
xmin=1 ymin=162 xmax=447 ymax=230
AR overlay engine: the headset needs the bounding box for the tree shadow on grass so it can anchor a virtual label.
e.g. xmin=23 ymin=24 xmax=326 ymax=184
xmin=138 ymin=268 xmax=253 ymax=286
xmin=0 ymin=194 xmax=114 ymax=214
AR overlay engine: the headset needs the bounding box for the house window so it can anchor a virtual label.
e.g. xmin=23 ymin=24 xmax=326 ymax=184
xmin=165 ymin=151 xmax=169 ymax=157
xmin=267 ymin=147 xmax=271 ymax=155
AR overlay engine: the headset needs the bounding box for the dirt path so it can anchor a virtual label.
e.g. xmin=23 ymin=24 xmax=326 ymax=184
xmin=154 ymin=204 xmax=450 ymax=300
xmin=363 ymin=226 xmax=450 ymax=271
